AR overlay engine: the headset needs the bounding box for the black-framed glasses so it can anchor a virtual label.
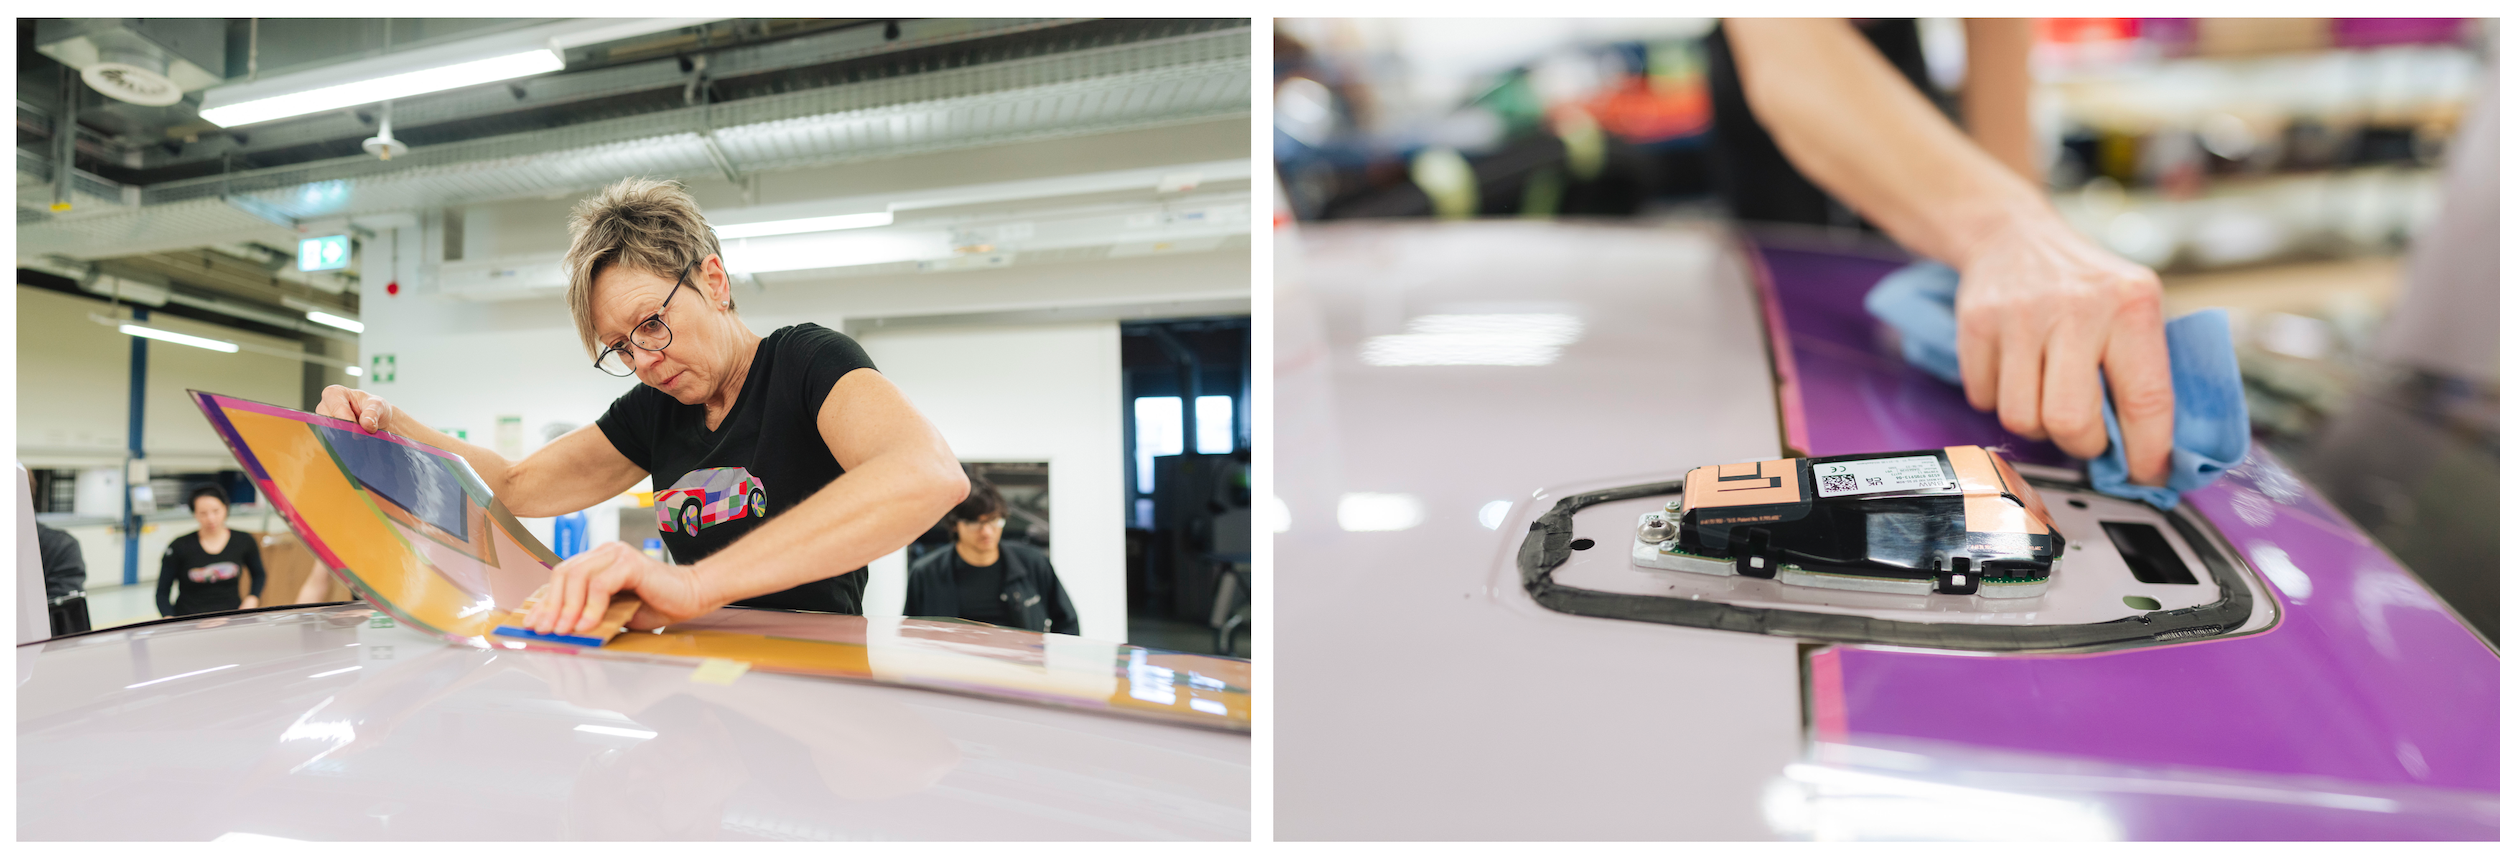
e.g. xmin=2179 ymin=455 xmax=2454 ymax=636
xmin=592 ymin=264 xmax=694 ymax=377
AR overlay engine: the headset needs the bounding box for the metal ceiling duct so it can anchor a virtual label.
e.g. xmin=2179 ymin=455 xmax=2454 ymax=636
xmin=32 ymin=19 xmax=227 ymax=104
xmin=20 ymin=21 xmax=1250 ymax=261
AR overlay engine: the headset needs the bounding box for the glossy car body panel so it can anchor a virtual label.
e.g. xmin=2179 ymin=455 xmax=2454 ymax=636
xmin=1276 ymin=221 xmax=2500 ymax=840
xmin=1275 ymin=222 xmax=1802 ymax=840
xmin=19 ymin=605 xmax=1249 ymax=841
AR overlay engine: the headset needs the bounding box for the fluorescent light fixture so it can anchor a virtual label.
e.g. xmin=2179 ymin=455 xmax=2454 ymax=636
xmin=202 ymin=50 xmax=564 ymax=127
xmin=711 ymin=211 xmax=894 ymax=239
xmin=1338 ymin=493 xmax=1426 ymax=532
xmin=574 ymin=724 xmax=657 ymax=740
xmin=346 ymin=365 xmax=365 ymax=377
xmin=305 ymin=311 xmax=364 ymax=333
xmin=121 ymin=325 xmax=240 ymax=354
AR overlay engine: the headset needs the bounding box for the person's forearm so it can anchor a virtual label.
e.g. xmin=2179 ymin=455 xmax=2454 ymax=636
xmin=687 ymin=455 xmax=965 ymax=609
xmin=1723 ymin=18 xmax=2052 ymax=266
xmin=1961 ymin=18 xmax=2036 ymax=183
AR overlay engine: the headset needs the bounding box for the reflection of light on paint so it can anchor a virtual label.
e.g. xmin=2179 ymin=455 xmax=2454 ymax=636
xmin=1338 ymin=493 xmax=1425 ymax=532
xmin=1266 ymin=495 xmax=1291 ymax=534
xmin=126 ymin=663 xmax=239 ymax=689
xmin=2354 ymin=569 xmax=2444 ymax=659
xmin=307 ymin=666 xmax=361 ymax=679
xmin=2396 ymin=741 xmax=2430 ymax=780
xmin=2230 ymin=489 xmax=2275 ymax=526
xmin=215 ymin=832 xmax=304 ymax=842
xmin=278 ymin=697 xmax=357 ymax=775
xmin=1189 ymin=673 xmax=1227 ymax=691
xmin=2247 ymin=542 xmax=2310 ymax=601
xmin=1477 ymin=500 xmax=1513 ymax=530
xmin=1190 ymin=698 xmax=1228 ymax=715
xmin=1126 ymin=649 xmax=1177 ymax=705
xmin=1360 ymin=314 xmax=1585 ymax=367
xmin=574 ymin=724 xmax=657 ymax=740
xmin=1765 ymin=764 xmax=2119 ymax=841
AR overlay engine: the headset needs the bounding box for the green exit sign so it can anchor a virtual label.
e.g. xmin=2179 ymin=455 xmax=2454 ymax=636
xmin=299 ymin=235 xmax=352 ymax=272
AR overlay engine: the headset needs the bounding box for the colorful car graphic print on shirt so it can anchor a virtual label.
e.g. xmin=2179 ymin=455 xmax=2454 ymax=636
xmin=656 ymin=467 xmax=768 ymax=537
xmin=188 ymin=561 xmax=241 ymax=584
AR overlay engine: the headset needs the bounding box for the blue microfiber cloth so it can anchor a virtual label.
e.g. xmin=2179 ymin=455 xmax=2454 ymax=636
xmin=1864 ymin=261 xmax=2250 ymax=510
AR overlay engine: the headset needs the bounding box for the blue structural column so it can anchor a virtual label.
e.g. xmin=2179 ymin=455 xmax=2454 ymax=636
xmin=124 ymin=306 xmax=147 ymax=585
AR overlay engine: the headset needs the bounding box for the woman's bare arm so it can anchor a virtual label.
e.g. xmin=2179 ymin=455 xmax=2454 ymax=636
xmin=526 ymin=369 xmax=968 ymax=634
xmin=1722 ymin=19 xmax=2173 ymax=485
xmin=1961 ymin=18 xmax=2037 ymax=183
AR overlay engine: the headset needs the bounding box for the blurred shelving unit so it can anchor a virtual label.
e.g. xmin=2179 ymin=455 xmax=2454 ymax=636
xmin=2037 ymin=18 xmax=2487 ymax=274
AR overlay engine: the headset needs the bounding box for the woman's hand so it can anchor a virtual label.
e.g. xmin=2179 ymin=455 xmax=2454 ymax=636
xmin=315 ymin=384 xmax=393 ymax=434
xmin=1953 ymin=214 xmax=2175 ymax=486
xmin=241 ymin=595 xmax=260 ymax=610
xmin=526 ymin=542 xmax=719 ymax=634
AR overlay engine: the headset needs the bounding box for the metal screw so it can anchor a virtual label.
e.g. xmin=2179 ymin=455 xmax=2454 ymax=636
xmin=1638 ymin=515 xmax=1671 ymax=544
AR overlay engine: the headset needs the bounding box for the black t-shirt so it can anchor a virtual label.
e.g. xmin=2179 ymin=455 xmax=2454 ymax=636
xmin=157 ymin=531 xmax=265 ymax=617
xmin=941 ymin=549 xmax=1013 ymax=625
xmin=1706 ymin=19 xmax=1937 ymax=229
xmin=597 ymin=323 xmax=877 ymax=614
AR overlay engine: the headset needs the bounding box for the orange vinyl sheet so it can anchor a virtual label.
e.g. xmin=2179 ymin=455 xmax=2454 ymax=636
xmin=197 ymin=392 xmax=1249 ymax=731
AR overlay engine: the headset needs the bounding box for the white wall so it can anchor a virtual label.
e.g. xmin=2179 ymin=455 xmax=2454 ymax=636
xmin=16 ymin=286 xmax=311 ymax=471
xmin=853 ymin=322 xmax=1128 ymax=644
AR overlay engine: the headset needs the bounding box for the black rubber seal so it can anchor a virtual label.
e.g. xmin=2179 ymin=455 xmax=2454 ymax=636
xmin=1517 ymin=478 xmax=2257 ymax=652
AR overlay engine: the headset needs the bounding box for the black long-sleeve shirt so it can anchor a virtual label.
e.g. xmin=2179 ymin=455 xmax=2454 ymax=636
xmin=156 ymin=531 xmax=265 ymax=617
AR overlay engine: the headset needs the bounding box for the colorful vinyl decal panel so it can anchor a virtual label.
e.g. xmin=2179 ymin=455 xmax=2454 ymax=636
xmin=190 ymin=392 xmax=1247 ymax=731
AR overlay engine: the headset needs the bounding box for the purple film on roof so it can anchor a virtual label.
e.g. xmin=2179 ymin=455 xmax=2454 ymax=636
xmin=1752 ymin=243 xmax=2500 ymax=799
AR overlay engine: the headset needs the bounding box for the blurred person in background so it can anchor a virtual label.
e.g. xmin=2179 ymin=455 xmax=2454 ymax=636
xmin=29 ymin=470 xmax=86 ymax=605
xmin=905 ymin=475 xmax=1080 ymax=635
xmin=35 ymin=522 xmax=85 ymax=603
xmin=157 ymin=484 xmax=265 ymax=617
xmin=1715 ymin=18 xmax=2176 ymax=487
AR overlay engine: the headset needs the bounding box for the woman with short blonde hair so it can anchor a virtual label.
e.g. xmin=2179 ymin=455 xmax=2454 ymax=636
xmin=320 ymin=177 xmax=967 ymax=633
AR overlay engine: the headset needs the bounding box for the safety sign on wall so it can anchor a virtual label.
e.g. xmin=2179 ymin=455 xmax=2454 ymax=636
xmin=299 ymin=235 xmax=352 ymax=272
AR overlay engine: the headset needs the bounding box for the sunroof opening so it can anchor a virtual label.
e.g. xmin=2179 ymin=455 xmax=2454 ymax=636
xmin=2101 ymin=522 xmax=2198 ymax=585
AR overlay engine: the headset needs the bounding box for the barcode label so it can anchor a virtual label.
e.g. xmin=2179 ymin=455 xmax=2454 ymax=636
xmin=1813 ymin=456 xmax=1950 ymax=497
